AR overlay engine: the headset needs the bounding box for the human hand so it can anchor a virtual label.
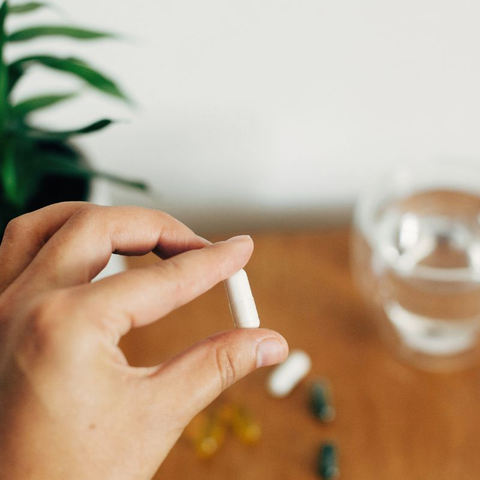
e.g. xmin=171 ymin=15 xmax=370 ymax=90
xmin=0 ymin=203 xmax=288 ymax=479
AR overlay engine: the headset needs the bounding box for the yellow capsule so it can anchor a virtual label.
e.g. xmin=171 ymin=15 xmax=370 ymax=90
xmin=183 ymin=411 xmax=208 ymax=443
xmin=194 ymin=411 xmax=227 ymax=459
xmin=218 ymin=403 xmax=235 ymax=425
xmin=230 ymin=405 xmax=261 ymax=445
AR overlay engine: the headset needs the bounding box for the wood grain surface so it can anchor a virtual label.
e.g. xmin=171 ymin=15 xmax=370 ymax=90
xmin=120 ymin=230 xmax=480 ymax=480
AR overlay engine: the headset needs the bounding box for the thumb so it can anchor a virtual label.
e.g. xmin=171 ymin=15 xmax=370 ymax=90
xmin=148 ymin=329 xmax=288 ymax=427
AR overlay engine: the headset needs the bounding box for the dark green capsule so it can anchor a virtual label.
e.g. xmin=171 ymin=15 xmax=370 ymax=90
xmin=310 ymin=379 xmax=335 ymax=422
xmin=317 ymin=442 xmax=339 ymax=479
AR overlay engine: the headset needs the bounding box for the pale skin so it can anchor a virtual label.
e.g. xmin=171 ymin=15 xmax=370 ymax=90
xmin=0 ymin=203 xmax=289 ymax=479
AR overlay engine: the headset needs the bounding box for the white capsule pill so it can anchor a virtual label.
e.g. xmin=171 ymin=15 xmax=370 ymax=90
xmin=267 ymin=349 xmax=312 ymax=398
xmin=224 ymin=269 xmax=260 ymax=329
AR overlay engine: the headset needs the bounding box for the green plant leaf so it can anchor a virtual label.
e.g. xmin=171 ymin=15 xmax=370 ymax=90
xmin=7 ymin=63 xmax=23 ymax=92
xmin=0 ymin=2 xmax=8 ymax=27
xmin=23 ymin=118 xmax=114 ymax=140
xmin=9 ymin=2 xmax=47 ymax=14
xmin=32 ymin=154 xmax=148 ymax=190
xmin=14 ymin=168 xmax=40 ymax=208
xmin=12 ymin=139 xmax=79 ymax=209
xmin=0 ymin=136 xmax=20 ymax=206
xmin=12 ymin=92 xmax=76 ymax=117
xmin=9 ymin=55 xmax=128 ymax=100
xmin=0 ymin=2 xmax=9 ymax=132
xmin=65 ymin=56 xmax=89 ymax=66
xmin=8 ymin=25 xmax=115 ymax=42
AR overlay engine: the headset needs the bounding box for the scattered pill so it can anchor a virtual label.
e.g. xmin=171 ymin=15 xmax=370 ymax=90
xmin=218 ymin=403 xmax=235 ymax=425
xmin=224 ymin=269 xmax=260 ymax=329
xmin=267 ymin=349 xmax=312 ymax=398
xmin=183 ymin=411 xmax=207 ymax=443
xmin=191 ymin=411 xmax=227 ymax=459
xmin=230 ymin=405 xmax=261 ymax=444
xmin=310 ymin=379 xmax=336 ymax=422
xmin=317 ymin=442 xmax=339 ymax=479
xmin=186 ymin=403 xmax=262 ymax=459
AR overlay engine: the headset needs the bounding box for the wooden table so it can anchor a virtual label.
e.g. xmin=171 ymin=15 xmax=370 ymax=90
xmin=121 ymin=230 xmax=480 ymax=479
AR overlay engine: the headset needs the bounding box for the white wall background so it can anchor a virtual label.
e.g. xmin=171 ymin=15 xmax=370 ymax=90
xmin=6 ymin=0 xmax=480 ymax=233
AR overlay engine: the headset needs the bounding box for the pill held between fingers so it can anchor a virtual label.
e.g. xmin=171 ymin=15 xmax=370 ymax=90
xmin=267 ymin=349 xmax=312 ymax=398
xmin=224 ymin=269 xmax=260 ymax=329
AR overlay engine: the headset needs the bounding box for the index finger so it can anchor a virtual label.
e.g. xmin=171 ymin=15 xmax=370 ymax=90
xmin=20 ymin=205 xmax=209 ymax=291
xmin=77 ymin=235 xmax=254 ymax=338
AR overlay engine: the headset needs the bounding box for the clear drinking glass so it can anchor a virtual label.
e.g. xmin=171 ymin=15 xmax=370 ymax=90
xmin=352 ymin=162 xmax=480 ymax=371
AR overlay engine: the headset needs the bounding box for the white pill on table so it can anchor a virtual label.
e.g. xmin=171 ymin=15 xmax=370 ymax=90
xmin=267 ymin=349 xmax=312 ymax=398
xmin=224 ymin=269 xmax=260 ymax=329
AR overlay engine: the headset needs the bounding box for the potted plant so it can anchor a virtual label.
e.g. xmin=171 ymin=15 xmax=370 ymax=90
xmin=0 ymin=0 xmax=146 ymax=233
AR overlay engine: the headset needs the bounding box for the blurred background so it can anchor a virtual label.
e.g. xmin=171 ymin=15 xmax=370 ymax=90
xmin=3 ymin=2 xmax=480 ymax=478
xmin=7 ymin=0 xmax=480 ymax=234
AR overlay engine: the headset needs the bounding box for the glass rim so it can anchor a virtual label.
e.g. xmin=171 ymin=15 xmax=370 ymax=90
xmin=355 ymin=160 xmax=480 ymax=246
xmin=354 ymin=161 xmax=480 ymax=282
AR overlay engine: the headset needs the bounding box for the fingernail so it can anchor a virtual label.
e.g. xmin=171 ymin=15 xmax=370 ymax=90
xmin=256 ymin=338 xmax=288 ymax=368
xmin=226 ymin=235 xmax=252 ymax=243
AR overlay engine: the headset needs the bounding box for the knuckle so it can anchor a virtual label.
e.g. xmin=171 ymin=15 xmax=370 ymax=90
xmin=29 ymin=293 xmax=63 ymax=333
xmin=140 ymin=207 xmax=176 ymax=225
xmin=2 ymin=214 xmax=31 ymax=243
xmin=14 ymin=292 xmax=79 ymax=370
xmin=153 ymin=209 xmax=171 ymax=222
xmin=214 ymin=345 xmax=240 ymax=391
xmin=71 ymin=204 xmax=104 ymax=228
xmin=26 ymin=292 xmax=71 ymax=347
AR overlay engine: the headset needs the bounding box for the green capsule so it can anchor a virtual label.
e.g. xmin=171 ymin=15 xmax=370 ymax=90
xmin=310 ymin=379 xmax=335 ymax=422
xmin=317 ymin=442 xmax=339 ymax=479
